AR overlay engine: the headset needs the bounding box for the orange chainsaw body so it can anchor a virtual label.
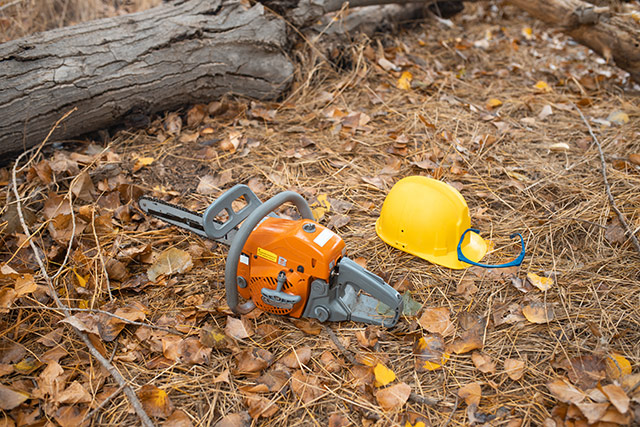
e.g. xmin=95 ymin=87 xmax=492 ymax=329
xmin=236 ymin=217 xmax=346 ymax=318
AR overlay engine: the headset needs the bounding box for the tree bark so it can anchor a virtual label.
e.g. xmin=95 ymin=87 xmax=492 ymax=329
xmin=0 ymin=0 xmax=294 ymax=157
xmin=506 ymin=0 xmax=640 ymax=83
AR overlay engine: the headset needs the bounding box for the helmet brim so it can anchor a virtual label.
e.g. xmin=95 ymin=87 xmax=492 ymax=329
xmin=399 ymin=229 xmax=488 ymax=270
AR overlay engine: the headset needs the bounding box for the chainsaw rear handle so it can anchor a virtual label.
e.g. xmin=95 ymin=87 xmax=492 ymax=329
xmin=225 ymin=191 xmax=314 ymax=314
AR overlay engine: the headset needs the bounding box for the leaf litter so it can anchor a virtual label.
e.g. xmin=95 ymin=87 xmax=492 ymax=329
xmin=1 ymin=2 xmax=640 ymax=426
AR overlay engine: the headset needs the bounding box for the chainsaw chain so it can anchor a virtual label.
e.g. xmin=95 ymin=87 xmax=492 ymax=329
xmin=138 ymin=196 xmax=203 ymax=217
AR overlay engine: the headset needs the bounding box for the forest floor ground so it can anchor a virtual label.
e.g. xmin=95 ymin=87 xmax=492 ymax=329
xmin=1 ymin=1 xmax=639 ymax=426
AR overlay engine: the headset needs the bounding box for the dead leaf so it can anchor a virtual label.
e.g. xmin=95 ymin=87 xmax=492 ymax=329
xmin=214 ymin=412 xmax=251 ymax=427
xmin=327 ymin=214 xmax=350 ymax=230
xmin=200 ymin=325 xmax=233 ymax=350
xmin=605 ymin=218 xmax=626 ymax=244
xmin=291 ymin=371 xmax=322 ymax=404
xmin=355 ymin=326 xmax=381 ymax=348
xmin=397 ymin=71 xmax=413 ymax=90
xmin=538 ymin=104 xmax=553 ymax=120
xmin=471 ymin=352 xmax=496 ymax=374
xmin=69 ymin=172 xmax=95 ymax=201
xmin=147 ymin=248 xmax=193 ymax=282
xmin=244 ymin=393 xmax=278 ymax=418
xmin=234 ymin=348 xmax=274 ymax=374
xmin=504 ymin=358 xmax=525 ymax=380
xmin=373 ymin=363 xmax=396 ymax=387
xmin=522 ymin=302 xmax=554 ymax=324
xmin=546 ymin=378 xmax=585 ymax=404
xmin=375 ymin=382 xmax=411 ymax=411
xmin=291 ymin=318 xmax=323 ymax=335
xmin=602 ymin=384 xmax=629 ymax=414
xmin=0 ymin=288 xmax=16 ymax=313
xmin=486 ymin=98 xmax=503 ymax=109
xmin=328 ymin=413 xmax=350 ymax=427
xmin=414 ymin=335 xmax=449 ymax=371
xmin=0 ymin=384 xmax=29 ymax=410
xmin=187 ymin=104 xmax=207 ymax=127
xmin=526 ymin=273 xmax=554 ymax=291
xmin=164 ymin=113 xmax=182 ymax=135
xmin=133 ymin=157 xmax=155 ymax=173
xmin=418 ymin=307 xmax=455 ymax=337
xmin=225 ymin=316 xmax=254 ymax=340
xmin=220 ymin=131 xmax=243 ymax=152
xmin=280 ymin=346 xmax=311 ymax=369
xmin=448 ymin=316 xmax=485 ymax=354
xmin=607 ymin=110 xmax=629 ymax=125
xmin=54 ymin=406 xmax=89 ymax=427
xmin=138 ymin=384 xmax=174 ymax=418
xmin=534 ymin=80 xmax=552 ymax=93
xmin=162 ymin=409 xmax=193 ymax=427
xmin=574 ymin=402 xmax=609 ymax=424
xmin=98 ymin=302 xmax=147 ymax=342
xmin=557 ymin=355 xmax=605 ymax=389
xmin=458 ymin=383 xmax=482 ymax=406
xmin=629 ymin=153 xmax=640 ymax=166
xmin=55 ymin=381 xmax=91 ymax=404
xmin=605 ymin=352 xmax=632 ymax=379
xmin=320 ymin=351 xmax=342 ymax=373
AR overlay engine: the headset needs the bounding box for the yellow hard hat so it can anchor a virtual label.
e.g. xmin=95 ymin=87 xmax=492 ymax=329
xmin=375 ymin=176 xmax=525 ymax=270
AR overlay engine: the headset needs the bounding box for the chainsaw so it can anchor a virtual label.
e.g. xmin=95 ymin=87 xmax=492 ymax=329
xmin=138 ymin=184 xmax=403 ymax=327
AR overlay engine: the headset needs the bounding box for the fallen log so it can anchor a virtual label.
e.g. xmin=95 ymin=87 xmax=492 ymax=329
xmin=0 ymin=0 xmax=294 ymax=157
xmin=507 ymin=0 xmax=640 ymax=83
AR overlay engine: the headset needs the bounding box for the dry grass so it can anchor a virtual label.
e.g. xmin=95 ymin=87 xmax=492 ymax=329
xmin=1 ymin=2 xmax=640 ymax=426
xmin=0 ymin=0 xmax=160 ymax=42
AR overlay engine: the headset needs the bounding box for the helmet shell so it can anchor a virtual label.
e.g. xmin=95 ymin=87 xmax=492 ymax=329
xmin=375 ymin=176 xmax=487 ymax=269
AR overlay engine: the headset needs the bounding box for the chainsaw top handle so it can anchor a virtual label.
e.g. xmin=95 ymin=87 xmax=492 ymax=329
xmin=225 ymin=190 xmax=314 ymax=314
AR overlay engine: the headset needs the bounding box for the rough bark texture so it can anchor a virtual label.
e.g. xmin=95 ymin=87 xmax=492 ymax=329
xmin=0 ymin=0 xmax=293 ymax=156
xmin=507 ymin=0 xmax=640 ymax=82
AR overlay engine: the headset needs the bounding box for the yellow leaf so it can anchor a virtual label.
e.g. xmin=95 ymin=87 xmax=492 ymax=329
xmin=373 ymin=363 xmax=396 ymax=387
xmin=406 ymin=422 xmax=426 ymax=427
xmin=606 ymin=353 xmax=632 ymax=379
xmin=534 ymin=80 xmax=552 ymax=93
xmin=133 ymin=157 xmax=155 ymax=173
xmin=486 ymin=98 xmax=503 ymax=109
xmin=310 ymin=193 xmax=331 ymax=221
xmin=138 ymin=384 xmax=174 ymax=418
xmin=397 ymin=71 xmax=413 ymax=90
xmin=78 ymin=299 xmax=89 ymax=309
xmin=522 ymin=27 xmax=533 ymax=40
xmin=607 ymin=111 xmax=629 ymax=125
xmin=526 ymin=272 xmax=554 ymax=291
xmin=522 ymin=302 xmax=554 ymax=324
xmin=73 ymin=268 xmax=87 ymax=287
xmin=414 ymin=336 xmax=450 ymax=371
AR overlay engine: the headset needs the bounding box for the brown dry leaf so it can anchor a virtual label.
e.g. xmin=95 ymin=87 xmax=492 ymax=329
xmin=0 ymin=384 xmax=29 ymax=410
xmin=163 ymin=409 xmax=193 ymax=427
xmin=522 ymin=302 xmax=554 ymax=324
xmin=0 ymin=288 xmax=16 ymax=313
xmin=601 ymin=384 xmax=629 ymax=414
xmin=414 ymin=335 xmax=449 ymax=371
xmin=164 ymin=112 xmax=182 ymax=135
xmin=225 ymin=316 xmax=254 ymax=340
xmin=106 ymin=259 xmax=128 ymax=281
xmin=234 ymin=348 xmax=274 ymax=374
xmin=574 ymin=402 xmax=609 ymax=424
xmin=320 ymin=351 xmax=342 ymax=373
xmin=138 ymin=384 xmax=174 ymax=418
xmin=220 ymin=131 xmax=243 ymax=152
xmin=214 ymin=412 xmax=251 ymax=427
xmin=187 ymin=104 xmax=207 ymax=127
xmin=355 ymin=326 xmax=381 ymax=348
xmin=471 ymin=352 xmax=496 ymax=374
xmin=179 ymin=337 xmax=212 ymax=365
xmin=69 ymin=172 xmax=95 ymax=201
xmin=458 ymin=382 xmax=482 ymax=406
xmin=375 ymin=382 xmax=411 ymax=411
xmin=448 ymin=325 xmax=484 ymax=355
xmin=504 ymin=358 xmax=525 ymax=380
xmin=629 ymin=153 xmax=640 ymax=166
xmin=558 ymin=355 xmax=606 ymax=389
xmin=147 ymin=248 xmax=193 ymax=282
xmin=291 ymin=371 xmax=322 ymax=404
xmin=291 ymin=318 xmax=323 ymax=335
xmin=200 ymin=325 xmax=233 ymax=350
xmin=328 ymin=413 xmax=350 ymax=427
xmin=98 ymin=302 xmax=147 ymax=342
xmin=526 ymin=273 xmax=554 ymax=291
xmin=600 ymin=406 xmax=631 ymax=424
xmin=55 ymin=406 xmax=89 ymax=427
xmin=546 ymin=378 xmax=585 ymax=404
xmin=55 ymin=381 xmax=92 ymax=404
xmin=373 ymin=363 xmax=396 ymax=388
xmin=250 ymin=370 xmax=290 ymax=393
xmin=280 ymin=346 xmax=312 ymax=369
xmin=418 ymin=307 xmax=455 ymax=337
xmin=244 ymin=393 xmax=278 ymax=418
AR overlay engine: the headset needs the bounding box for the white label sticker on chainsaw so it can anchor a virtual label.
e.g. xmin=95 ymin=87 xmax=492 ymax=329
xmin=240 ymin=254 xmax=249 ymax=265
xmin=313 ymin=228 xmax=336 ymax=247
